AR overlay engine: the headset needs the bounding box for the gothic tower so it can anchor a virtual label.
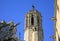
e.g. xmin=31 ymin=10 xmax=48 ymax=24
xmin=24 ymin=5 xmax=43 ymax=41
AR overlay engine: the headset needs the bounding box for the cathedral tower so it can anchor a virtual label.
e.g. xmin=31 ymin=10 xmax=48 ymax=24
xmin=24 ymin=5 xmax=43 ymax=41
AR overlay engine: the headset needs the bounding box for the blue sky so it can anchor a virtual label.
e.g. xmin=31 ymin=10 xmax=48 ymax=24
xmin=0 ymin=0 xmax=54 ymax=41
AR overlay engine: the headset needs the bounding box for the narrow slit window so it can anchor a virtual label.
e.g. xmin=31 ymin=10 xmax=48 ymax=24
xmin=37 ymin=16 xmax=39 ymax=25
xmin=26 ymin=16 xmax=28 ymax=27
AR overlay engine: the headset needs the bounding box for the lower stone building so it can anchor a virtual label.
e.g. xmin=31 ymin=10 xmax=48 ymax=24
xmin=0 ymin=21 xmax=20 ymax=41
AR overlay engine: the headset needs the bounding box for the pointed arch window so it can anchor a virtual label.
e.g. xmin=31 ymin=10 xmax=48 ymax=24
xmin=31 ymin=15 xmax=34 ymax=25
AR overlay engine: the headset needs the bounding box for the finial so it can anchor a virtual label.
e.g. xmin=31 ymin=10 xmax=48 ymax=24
xmin=32 ymin=5 xmax=35 ymax=10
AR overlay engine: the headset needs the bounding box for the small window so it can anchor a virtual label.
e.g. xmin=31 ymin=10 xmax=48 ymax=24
xmin=35 ymin=28 xmax=37 ymax=31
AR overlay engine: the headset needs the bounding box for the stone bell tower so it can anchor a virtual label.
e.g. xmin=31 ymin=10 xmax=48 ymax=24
xmin=24 ymin=5 xmax=43 ymax=41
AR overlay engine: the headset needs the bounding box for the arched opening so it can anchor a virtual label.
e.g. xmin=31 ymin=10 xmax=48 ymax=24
xmin=31 ymin=15 xmax=34 ymax=25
